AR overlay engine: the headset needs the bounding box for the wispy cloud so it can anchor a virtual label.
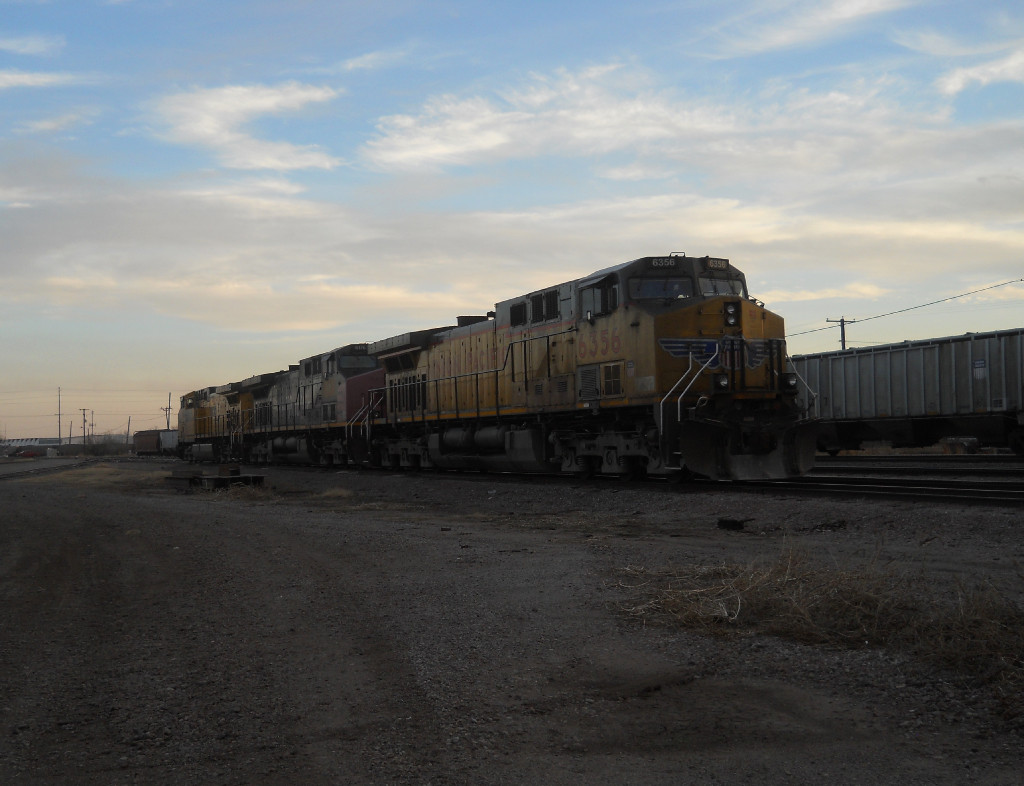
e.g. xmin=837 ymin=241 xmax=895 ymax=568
xmin=362 ymin=63 xmax=943 ymax=188
xmin=306 ymin=49 xmax=409 ymax=75
xmin=937 ymin=48 xmax=1024 ymax=94
xmin=701 ymin=0 xmax=918 ymax=57
xmin=0 ymin=34 xmax=64 ymax=55
xmin=363 ymin=64 xmax=727 ymax=171
xmin=152 ymin=82 xmax=342 ymax=170
xmin=758 ymin=282 xmax=890 ymax=303
xmin=17 ymin=109 xmax=97 ymax=134
xmin=892 ymin=29 xmax=1024 ymax=57
xmin=0 ymin=69 xmax=79 ymax=89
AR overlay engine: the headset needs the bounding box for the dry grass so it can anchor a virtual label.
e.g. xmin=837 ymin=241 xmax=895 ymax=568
xmin=620 ymin=550 xmax=1024 ymax=712
xmin=319 ymin=487 xmax=354 ymax=500
xmin=21 ymin=464 xmax=168 ymax=490
xmin=211 ymin=484 xmax=272 ymax=501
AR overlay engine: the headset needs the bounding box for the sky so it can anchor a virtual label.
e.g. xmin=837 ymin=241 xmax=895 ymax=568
xmin=1 ymin=0 xmax=1023 ymax=439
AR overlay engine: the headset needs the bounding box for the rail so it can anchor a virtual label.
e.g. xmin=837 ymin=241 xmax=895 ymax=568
xmin=738 ymin=474 xmax=1024 ymax=507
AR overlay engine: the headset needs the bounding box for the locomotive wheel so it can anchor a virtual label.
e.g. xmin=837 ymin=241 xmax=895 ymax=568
xmin=623 ymin=456 xmax=648 ymax=481
xmin=1009 ymin=428 xmax=1024 ymax=456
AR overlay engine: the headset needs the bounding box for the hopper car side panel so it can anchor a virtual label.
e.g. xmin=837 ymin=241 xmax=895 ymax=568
xmin=792 ymin=328 xmax=1024 ymax=454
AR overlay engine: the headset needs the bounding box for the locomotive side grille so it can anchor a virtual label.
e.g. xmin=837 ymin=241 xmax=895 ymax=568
xmin=579 ymin=366 xmax=600 ymax=400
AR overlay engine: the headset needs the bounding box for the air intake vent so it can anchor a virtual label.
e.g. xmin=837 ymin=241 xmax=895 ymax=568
xmin=579 ymin=367 xmax=600 ymax=400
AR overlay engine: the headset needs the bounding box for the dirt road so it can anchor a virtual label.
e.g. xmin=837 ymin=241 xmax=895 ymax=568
xmin=1 ymin=461 xmax=1021 ymax=784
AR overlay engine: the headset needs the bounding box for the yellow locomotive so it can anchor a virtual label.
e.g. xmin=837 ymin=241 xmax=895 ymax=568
xmin=179 ymin=253 xmax=815 ymax=480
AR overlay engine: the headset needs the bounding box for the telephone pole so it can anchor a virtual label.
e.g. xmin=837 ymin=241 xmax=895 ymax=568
xmin=80 ymin=409 xmax=88 ymax=445
xmin=162 ymin=393 xmax=172 ymax=430
xmin=826 ymin=316 xmax=858 ymax=350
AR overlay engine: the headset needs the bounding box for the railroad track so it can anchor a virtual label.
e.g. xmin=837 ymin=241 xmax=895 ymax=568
xmin=736 ymin=475 xmax=1024 ymax=507
xmin=813 ymin=454 xmax=1024 ymax=477
xmin=0 ymin=457 xmax=96 ymax=480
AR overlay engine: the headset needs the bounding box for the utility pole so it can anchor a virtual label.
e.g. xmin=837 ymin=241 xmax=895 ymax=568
xmin=57 ymin=387 xmax=62 ymax=446
xmin=162 ymin=393 xmax=172 ymax=430
xmin=80 ymin=409 xmax=88 ymax=445
xmin=826 ymin=316 xmax=858 ymax=350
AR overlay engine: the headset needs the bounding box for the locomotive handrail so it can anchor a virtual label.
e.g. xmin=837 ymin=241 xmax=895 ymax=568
xmin=784 ymin=355 xmax=818 ymax=418
xmin=677 ymin=349 xmax=722 ymax=420
xmin=347 ymin=402 xmax=371 ymax=439
xmin=657 ymin=347 xmax=721 ymax=429
xmin=357 ymin=389 xmax=387 ymax=445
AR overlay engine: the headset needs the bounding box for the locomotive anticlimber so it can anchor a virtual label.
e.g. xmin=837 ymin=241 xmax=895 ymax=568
xmin=179 ymin=254 xmax=817 ymax=480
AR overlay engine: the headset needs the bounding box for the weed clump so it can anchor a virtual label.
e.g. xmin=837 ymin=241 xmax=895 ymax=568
xmin=620 ymin=550 xmax=1024 ymax=717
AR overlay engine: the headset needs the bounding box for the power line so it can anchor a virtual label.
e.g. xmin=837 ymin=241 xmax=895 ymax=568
xmin=789 ymin=278 xmax=1024 ymax=340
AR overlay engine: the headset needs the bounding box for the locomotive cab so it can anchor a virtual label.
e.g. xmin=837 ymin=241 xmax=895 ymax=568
xmin=625 ymin=254 xmax=748 ymax=312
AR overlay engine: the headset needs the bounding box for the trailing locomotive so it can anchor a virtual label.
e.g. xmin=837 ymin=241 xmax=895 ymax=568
xmin=179 ymin=254 xmax=816 ymax=480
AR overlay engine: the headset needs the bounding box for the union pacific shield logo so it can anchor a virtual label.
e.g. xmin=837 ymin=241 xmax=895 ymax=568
xmin=745 ymin=339 xmax=770 ymax=368
xmin=657 ymin=339 xmax=720 ymax=366
xmin=659 ymin=337 xmax=772 ymax=369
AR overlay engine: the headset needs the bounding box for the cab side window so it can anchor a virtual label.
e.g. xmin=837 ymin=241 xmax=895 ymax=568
xmin=581 ymin=280 xmax=619 ymax=318
xmin=510 ymin=302 xmax=527 ymax=326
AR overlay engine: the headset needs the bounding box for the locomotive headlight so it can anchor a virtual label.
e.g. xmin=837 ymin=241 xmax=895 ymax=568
xmin=780 ymin=372 xmax=799 ymax=393
xmin=724 ymin=302 xmax=739 ymax=327
xmin=713 ymin=373 xmax=730 ymax=391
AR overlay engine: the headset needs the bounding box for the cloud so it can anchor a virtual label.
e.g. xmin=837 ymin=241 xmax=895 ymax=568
xmin=307 ymin=49 xmax=409 ymax=75
xmin=152 ymin=82 xmax=342 ymax=170
xmin=0 ymin=69 xmax=79 ymax=89
xmin=363 ymin=64 xmax=728 ymax=171
xmin=937 ymin=48 xmax=1024 ymax=94
xmin=892 ymin=29 xmax=1024 ymax=57
xmin=759 ymin=282 xmax=890 ymax=303
xmin=362 ymin=63 xmax=957 ymax=200
xmin=0 ymin=34 xmax=64 ymax=55
xmin=17 ymin=109 xmax=97 ymax=134
xmin=701 ymin=0 xmax=918 ymax=57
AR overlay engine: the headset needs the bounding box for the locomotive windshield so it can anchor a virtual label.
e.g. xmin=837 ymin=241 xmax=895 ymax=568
xmin=699 ymin=276 xmax=746 ymax=297
xmin=629 ymin=277 xmax=694 ymax=300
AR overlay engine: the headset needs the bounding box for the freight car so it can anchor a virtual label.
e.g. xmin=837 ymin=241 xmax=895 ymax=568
xmin=133 ymin=429 xmax=179 ymax=456
xmin=790 ymin=328 xmax=1024 ymax=455
xmin=179 ymin=253 xmax=817 ymax=480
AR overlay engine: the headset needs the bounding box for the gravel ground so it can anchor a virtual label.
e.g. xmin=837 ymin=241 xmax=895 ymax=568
xmin=1 ymin=459 xmax=1022 ymax=785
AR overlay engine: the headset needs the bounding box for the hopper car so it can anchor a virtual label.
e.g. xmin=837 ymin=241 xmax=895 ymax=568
xmin=790 ymin=328 xmax=1024 ymax=455
xmin=178 ymin=253 xmax=817 ymax=480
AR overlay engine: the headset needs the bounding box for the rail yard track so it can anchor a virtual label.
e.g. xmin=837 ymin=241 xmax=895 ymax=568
xmin=6 ymin=453 xmax=1023 ymax=506
xmin=737 ymin=454 xmax=1024 ymax=506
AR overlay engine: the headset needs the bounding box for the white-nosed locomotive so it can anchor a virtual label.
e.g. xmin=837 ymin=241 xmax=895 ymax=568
xmin=179 ymin=253 xmax=816 ymax=479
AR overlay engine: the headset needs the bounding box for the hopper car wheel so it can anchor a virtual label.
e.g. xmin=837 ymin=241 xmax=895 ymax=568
xmin=1009 ymin=428 xmax=1024 ymax=457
